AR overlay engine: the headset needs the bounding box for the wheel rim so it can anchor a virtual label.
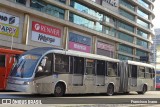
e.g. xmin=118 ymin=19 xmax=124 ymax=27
xmin=108 ymin=85 xmax=113 ymax=95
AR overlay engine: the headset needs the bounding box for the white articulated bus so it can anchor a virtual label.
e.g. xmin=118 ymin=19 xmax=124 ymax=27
xmin=6 ymin=47 xmax=155 ymax=96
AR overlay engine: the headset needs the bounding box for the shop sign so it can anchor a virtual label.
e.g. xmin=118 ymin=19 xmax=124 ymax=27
xmin=0 ymin=12 xmax=19 ymax=38
xmin=31 ymin=21 xmax=61 ymax=46
xmin=102 ymin=0 xmax=118 ymax=7
xmin=97 ymin=42 xmax=114 ymax=51
xmin=69 ymin=41 xmax=91 ymax=53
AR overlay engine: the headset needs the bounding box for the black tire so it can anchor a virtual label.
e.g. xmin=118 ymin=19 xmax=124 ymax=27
xmin=137 ymin=85 xmax=147 ymax=94
xmin=54 ymin=83 xmax=65 ymax=97
xmin=107 ymin=84 xmax=114 ymax=96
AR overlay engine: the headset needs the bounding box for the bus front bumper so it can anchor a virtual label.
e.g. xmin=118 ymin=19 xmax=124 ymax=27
xmin=6 ymin=82 xmax=36 ymax=94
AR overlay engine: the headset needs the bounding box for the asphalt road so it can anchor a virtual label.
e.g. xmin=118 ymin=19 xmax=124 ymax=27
xmin=0 ymin=91 xmax=160 ymax=106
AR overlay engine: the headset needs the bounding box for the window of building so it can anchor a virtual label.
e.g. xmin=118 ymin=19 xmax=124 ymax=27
xmin=137 ymin=29 xmax=148 ymax=39
xmin=55 ymin=54 xmax=69 ymax=73
xmin=103 ymin=26 xmax=116 ymax=37
xmin=104 ymin=15 xmax=116 ymax=25
xmin=118 ymin=32 xmax=134 ymax=43
xmin=107 ymin=62 xmax=118 ymax=76
xmin=0 ymin=55 xmax=5 ymax=67
xmin=119 ymin=0 xmax=135 ymax=11
xmin=96 ymin=60 xmax=105 ymax=75
xmin=137 ymin=9 xmax=149 ymax=19
xmin=137 ymin=39 xmax=148 ymax=48
xmin=119 ymin=44 xmax=133 ymax=54
xmin=30 ymin=0 xmax=65 ymax=19
xmin=86 ymin=59 xmax=95 ymax=75
xmin=70 ymin=0 xmax=103 ymax=21
xmin=16 ymin=0 xmax=26 ymax=5
xmin=119 ymin=9 xmax=135 ymax=21
xmin=137 ymin=19 xmax=149 ymax=28
xmin=118 ymin=54 xmax=133 ymax=60
xmin=136 ymin=49 xmax=147 ymax=56
xmin=118 ymin=21 xmax=134 ymax=32
xmin=138 ymin=0 xmax=149 ymax=8
xmin=56 ymin=0 xmax=66 ymax=4
xmin=69 ymin=12 xmax=94 ymax=29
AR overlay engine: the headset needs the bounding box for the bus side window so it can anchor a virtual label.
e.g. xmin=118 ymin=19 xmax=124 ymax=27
xmin=0 ymin=55 xmax=5 ymax=67
xmin=139 ymin=66 xmax=145 ymax=78
xmin=96 ymin=60 xmax=105 ymax=76
xmin=85 ymin=59 xmax=95 ymax=75
xmin=107 ymin=62 xmax=117 ymax=77
xmin=55 ymin=54 xmax=69 ymax=73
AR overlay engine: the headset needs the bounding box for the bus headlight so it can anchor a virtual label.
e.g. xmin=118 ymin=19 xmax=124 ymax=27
xmin=24 ymin=82 xmax=30 ymax=85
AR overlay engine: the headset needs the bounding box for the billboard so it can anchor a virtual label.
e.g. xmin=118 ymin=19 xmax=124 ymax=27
xmin=0 ymin=11 xmax=19 ymax=38
xmin=31 ymin=21 xmax=61 ymax=46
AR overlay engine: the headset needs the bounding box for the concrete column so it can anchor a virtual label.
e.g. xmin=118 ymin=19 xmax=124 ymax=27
xmin=63 ymin=27 xmax=69 ymax=50
xmin=115 ymin=43 xmax=119 ymax=59
xmin=22 ymin=14 xmax=29 ymax=45
xmin=92 ymin=36 xmax=97 ymax=54
xmin=133 ymin=47 xmax=136 ymax=61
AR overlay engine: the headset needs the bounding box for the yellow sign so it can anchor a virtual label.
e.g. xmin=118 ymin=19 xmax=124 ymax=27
xmin=0 ymin=22 xmax=19 ymax=38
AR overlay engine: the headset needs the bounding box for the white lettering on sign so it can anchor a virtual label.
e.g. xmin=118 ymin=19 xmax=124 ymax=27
xmin=74 ymin=44 xmax=87 ymax=51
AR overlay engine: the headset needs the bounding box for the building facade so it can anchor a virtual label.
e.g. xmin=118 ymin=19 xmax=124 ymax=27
xmin=0 ymin=0 xmax=155 ymax=61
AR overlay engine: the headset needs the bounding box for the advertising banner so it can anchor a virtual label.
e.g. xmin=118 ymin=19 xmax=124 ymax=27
xmin=31 ymin=21 xmax=61 ymax=46
xmin=97 ymin=42 xmax=114 ymax=51
xmin=0 ymin=12 xmax=19 ymax=38
xmin=69 ymin=32 xmax=91 ymax=53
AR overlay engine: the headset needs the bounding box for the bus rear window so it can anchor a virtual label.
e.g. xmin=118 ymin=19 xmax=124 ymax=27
xmin=0 ymin=55 xmax=5 ymax=67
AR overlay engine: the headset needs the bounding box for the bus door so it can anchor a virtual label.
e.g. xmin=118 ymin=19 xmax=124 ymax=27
xmin=119 ymin=62 xmax=129 ymax=92
xmin=0 ymin=54 xmax=6 ymax=89
xmin=96 ymin=60 xmax=105 ymax=86
xmin=84 ymin=59 xmax=96 ymax=93
xmin=130 ymin=65 xmax=137 ymax=87
xmin=71 ymin=57 xmax=84 ymax=86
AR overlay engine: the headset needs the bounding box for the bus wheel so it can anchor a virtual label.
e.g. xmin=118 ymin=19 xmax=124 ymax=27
xmin=137 ymin=85 xmax=147 ymax=94
xmin=54 ymin=83 xmax=65 ymax=97
xmin=107 ymin=84 xmax=114 ymax=96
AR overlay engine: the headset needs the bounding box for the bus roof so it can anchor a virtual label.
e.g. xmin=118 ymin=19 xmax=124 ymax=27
xmin=127 ymin=60 xmax=154 ymax=68
xmin=0 ymin=48 xmax=23 ymax=54
xmin=52 ymin=50 xmax=120 ymax=62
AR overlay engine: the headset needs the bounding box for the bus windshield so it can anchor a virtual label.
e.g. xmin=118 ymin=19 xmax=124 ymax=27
xmin=10 ymin=54 xmax=41 ymax=78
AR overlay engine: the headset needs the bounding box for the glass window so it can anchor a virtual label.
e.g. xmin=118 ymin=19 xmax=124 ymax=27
xmin=137 ymin=29 xmax=148 ymax=39
xmin=55 ymin=54 xmax=69 ymax=73
xmin=30 ymin=0 xmax=65 ymax=19
xmin=137 ymin=39 xmax=148 ymax=48
xmin=119 ymin=9 xmax=135 ymax=21
xmin=73 ymin=57 xmax=84 ymax=74
xmin=107 ymin=62 xmax=117 ymax=76
xmin=118 ymin=54 xmax=133 ymax=60
xmin=96 ymin=60 xmax=105 ymax=75
xmin=131 ymin=65 xmax=137 ymax=78
xmin=119 ymin=44 xmax=133 ymax=54
xmin=104 ymin=15 xmax=116 ymax=25
xmin=136 ymin=49 xmax=147 ymax=56
xmin=137 ymin=9 xmax=149 ymax=19
xmin=86 ymin=59 xmax=95 ymax=75
xmin=138 ymin=0 xmax=149 ymax=8
xmin=118 ymin=21 xmax=134 ymax=32
xmin=118 ymin=32 xmax=134 ymax=43
xmin=70 ymin=0 xmax=103 ymax=21
xmin=56 ymin=0 xmax=66 ymax=4
xmin=137 ymin=19 xmax=149 ymax=28
xmin=103 ymin=26 xmax=116 ymax=37
xmin=119 ymin=0 xmax=135 ymax=11
xmin=69 ymin=12 xmax=94 ymax=29
xmin=0 ymin=55 xmax=5 ymax=67
xmin=35 ymin=53 xmax=53 ymax=77
xmin=139 ymin=66 xmax=145 ymax=78
xmin=16 ymin=0 xmax=26 ymax=5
